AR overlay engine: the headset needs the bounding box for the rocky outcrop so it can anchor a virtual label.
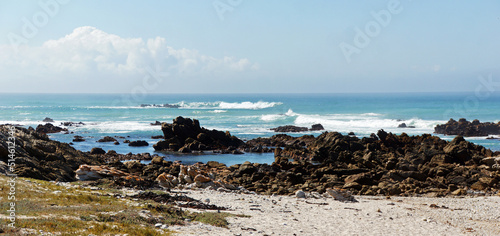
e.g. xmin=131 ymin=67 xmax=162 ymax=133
xmin=150 ymin=121 xmax=162 ymax=126
xmin=42 ymin=117 xmax=54 ymax=123
xmin=35 ymin=123 xmax=68 ymax=134
xmin=61 ymin=121 xmax=85 ymax=127
xmin=398 ymin=123 xmax=415 ymax=128
xmin=0 ymin=125 xmax=103 ymax=181
xmin=129 ymin=140 xmax=149 ymax=147
xmin=271 ymin=125 xmax=308 ymax=132
xmin=73 ymin=136 xmax=85 ymax=142
xmin=153 ymin=117 xmax=243 ymax=152
xmin=245 ymin=134 xmax=316 ymax=148
xmin=90 ymin=147 xmax=106 ymax=155
xmin=97 ymin=136 xmax=117 ymax=142
xmin=310 ymin=124 xmax=325 ymax=131
xmin=434 ymin=118 xmax=500 ymax=136
xmin=271 ymin=124 xmax=325 ymax=133
xmin=255 ymin=130 xmax=500 ymax=196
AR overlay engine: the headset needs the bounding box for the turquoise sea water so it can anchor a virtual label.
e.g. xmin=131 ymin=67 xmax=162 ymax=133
xmin=1 ymin=93 xmax=499 ymax=165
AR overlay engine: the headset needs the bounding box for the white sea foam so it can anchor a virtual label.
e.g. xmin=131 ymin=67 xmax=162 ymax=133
xmin=260 ymin=109 xmax=298 ymax=121
xmin=293 ymin=113 xmax=444 ymax=135
xmin=219 ymin=101 xmax=282 ymax=109
xmin=209 ymin=110 xmax=228 ymax=113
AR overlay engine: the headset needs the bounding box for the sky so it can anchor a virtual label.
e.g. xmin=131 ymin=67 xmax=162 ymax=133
xmin=0 ymin=0 xmax=499 ymax=93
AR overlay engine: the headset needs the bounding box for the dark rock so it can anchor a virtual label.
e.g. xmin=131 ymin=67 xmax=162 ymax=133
xmin=114 ymin=141 xmax=120 ymax=145
xmin=398 ymin=123 xmax=415 ymax=128
xmin=435 ymin=118 xmax=500 ymax=136
xmin=150 ymin=121 xmax=162 ymax=126
xmin=151 ymin=135 xmax=164 ymax=139
xmin=35 ymin=123 xmax=68 ymax=134
xmin=73 ymin=136 xmax=85 ymax=142
xmin=0 ymin=125 xmax=104 ymax=181
xmin=129 ymin=140 xmax=149 ymax=147
xmin=178 ymin=146 xmax=192 ymax=153
xmin=61 ymin=121 xmax=85 ymax=127
xmin=97 ymin=136 xmax=117 ymax=142
xmin=310 ymin=124 xmax=325 ymax=131
xmin=153 ymin=116 xmax=243 ymax=152
xmin=42 ymin=117 xmax=54 ymax=123
xmin=90 ymin=147 xmax=106 ymax=155
xmin=271 ymin=125 xmax=308 ymax=133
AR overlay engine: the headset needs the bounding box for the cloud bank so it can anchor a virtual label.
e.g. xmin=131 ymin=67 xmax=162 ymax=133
xmin=0 ymin=26 xmax=258 ymax=93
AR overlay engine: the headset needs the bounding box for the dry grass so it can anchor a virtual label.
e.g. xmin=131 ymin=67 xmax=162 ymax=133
xmin=0 ymin=175 xmax=243 ymax=235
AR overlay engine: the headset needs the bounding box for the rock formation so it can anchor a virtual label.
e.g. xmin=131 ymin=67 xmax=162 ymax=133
xmin=35 ymin=123 xmax=68 ymax=134
xmin=0 ymin=125 xmax=103 ymax=181
xmin=435 ymin=118 xmax=500 ymax=136
xmin=42 ymin=117 xmax=54 ymax=123
xmin=153 ymin=116 xmax=243 ymax=152
xmin=129 ymin=140 xmax=149 ymax=147
xmin=97 ymin=136 xmax=117 ymax=142
xmin=270 ymin=124 xmax=325 ymax=132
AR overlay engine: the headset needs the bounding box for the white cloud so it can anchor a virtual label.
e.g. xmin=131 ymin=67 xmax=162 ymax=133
xmin=0 ymin=26 xmax=258 ymax=92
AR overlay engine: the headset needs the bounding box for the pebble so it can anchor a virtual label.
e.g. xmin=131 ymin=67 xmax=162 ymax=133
xmin=295 ymin=190 xmax=306 ymax=198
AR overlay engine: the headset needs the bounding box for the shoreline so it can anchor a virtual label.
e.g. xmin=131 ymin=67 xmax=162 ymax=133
xmin=1 ymin=120 xmax=500 ymax=234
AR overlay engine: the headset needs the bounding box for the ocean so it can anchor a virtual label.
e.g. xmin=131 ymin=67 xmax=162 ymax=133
xmin=1 ymin=92 xmax=499 ymax=165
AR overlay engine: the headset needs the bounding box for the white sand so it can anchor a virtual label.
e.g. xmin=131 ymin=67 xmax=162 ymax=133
xmin=172 ymin=189 xmax=500 ymax=236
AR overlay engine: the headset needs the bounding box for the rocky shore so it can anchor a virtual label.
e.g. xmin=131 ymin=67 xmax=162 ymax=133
xmin=2 ymin=117 xmax=500 ymax=197
xmin=2 ymin=118 xmax=500 ymax=234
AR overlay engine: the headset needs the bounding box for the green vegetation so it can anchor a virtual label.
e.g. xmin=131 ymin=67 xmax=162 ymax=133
xmin=0 ymin=175 xmax=246 ymax=235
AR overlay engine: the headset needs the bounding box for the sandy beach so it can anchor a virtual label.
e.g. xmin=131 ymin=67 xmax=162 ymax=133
xmin=174 ymin=189 xmax=500 ymax=236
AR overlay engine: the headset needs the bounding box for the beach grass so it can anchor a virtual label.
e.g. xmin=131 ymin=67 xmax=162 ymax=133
xmin=0 ymin=174 xmax=242 ymax=235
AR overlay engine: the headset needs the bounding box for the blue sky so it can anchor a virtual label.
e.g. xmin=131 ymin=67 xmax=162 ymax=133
xmin=1 ymin=0 xmax=499 ymax=93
